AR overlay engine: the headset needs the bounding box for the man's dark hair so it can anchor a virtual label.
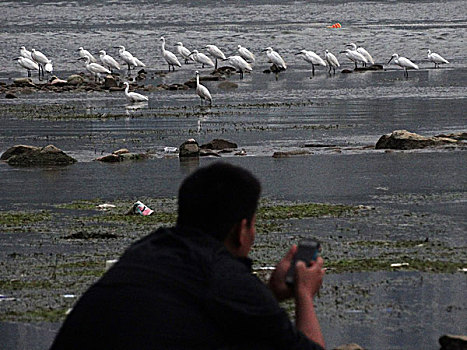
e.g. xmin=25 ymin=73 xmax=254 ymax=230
xmin=177 ymin=162 xmax=261 ymax=241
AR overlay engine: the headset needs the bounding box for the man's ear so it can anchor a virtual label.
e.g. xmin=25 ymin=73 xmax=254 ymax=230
xmin=237 ymin=218 xmax=250 ymax=247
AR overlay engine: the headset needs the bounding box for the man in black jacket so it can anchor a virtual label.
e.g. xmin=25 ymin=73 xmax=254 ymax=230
xmin=51 ymin=162 xmax=326 ymax=349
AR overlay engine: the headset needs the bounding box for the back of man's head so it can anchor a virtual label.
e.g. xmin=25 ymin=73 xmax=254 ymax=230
xmin=177 ymin=162 xmax=261 ymax=241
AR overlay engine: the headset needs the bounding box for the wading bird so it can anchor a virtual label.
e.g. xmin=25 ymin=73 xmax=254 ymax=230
xmin=325 ymin=50 xmax=340 ymax=74
xmin=160 ymin=36 xmax=181 ymax=71
xmin=340 ymin=48 xmax=367 ymax=69
xmin=194 ymin=70 xmax=212 ymax=105
xmin=123 ymin=82 xmax=148 ymax=103
xmin=78 ymin=47 xmax=97 ymax=63
xmin=347 ymin=43 xmax=374 ymax=66
xmin=224 ymin=55 xmax=252 ymax=79
xmin=295 ymin=50 xmax=326 ymax=76
xmin=114 ymin=46 xmax=142 ymax=75
xmin=205 ymin=44 xmax=226 ymax=70
xmin=387 ymin=53 xmax=419 ymax=77
xmin=238 ymin=45 xmax=255 ymax=63
xmin=189 ymin=50 xmax=214 ymax=69
xmin=14 ymin=56 xmax=39 ymax=77
xmin=263 ymin=47 xmax=287 ymax=71
xmin=80 ymin=56 xmax=111 ymax=82
xmin=174 ymin=42 xmax=194 ymax=64
xmin=20 ymin=46 xmax=32 ymax=60
xmin=31 ymin=49 xmax=51 ymax=80
xmin=99 ymin=50 xmax=120 ymax=72
xmin=427 ymin=49 xmax=449 ymax=68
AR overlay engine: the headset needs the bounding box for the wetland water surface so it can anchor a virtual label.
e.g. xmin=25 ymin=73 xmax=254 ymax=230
xmin=0 ymin=0 xmax=466 ymax=349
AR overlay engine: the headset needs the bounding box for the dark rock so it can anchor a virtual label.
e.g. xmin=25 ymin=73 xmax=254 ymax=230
xmin=341 ymin=69 xmax=353 ymax=74
xmin=95 ymin=148 xmax=148 ymax=162
xmin=218 ymin=81 xmax=238 ymax=90
xmin=104 ymin=75 xmax=118 ymax=89
xmin=200 ymin=139 xmax=238 ymax=150
xmin=5 ymin=93 xmax=17 ymax=99
xmin=1 ymin=144 xmax=77 ymax=166
xmin=184 ymin=80 xmax=196 ymax=89
xmin=333 ymin=344 xmax=365 ymax=350
xmin=435 ymin=132 xmax=467 ymax=141
xmin=439 ymin=334 xmax=467 ymax=350
xmin=375 ymin=130 xmax=461 ymax=150
xmin=179 ymin=139 xmax=200 ymax=158
xmin=304 ymin=143 xmax=337 ymax=148
xmin=269 ymin=64 xmax=286 ymax=74
xmin=66 ymin=74 xmax=85 ymax=86
xmin=13 ymin=78 xmax=36 ymax=87
xmin=235 ymin=149 xmax=247 ymax=156
xmin=272 ymin=150 xmax=311 ymax=158
xmin=212 ymin=66 xmax=237 ymax=75
xmin=49 ymin=76 xmax=68 ymax=86
xmin=354 ymin=64 xmax=384 ymax=72
xmin=137 ymin=69 xmax=147 ymax=75
xmin=168 ymin=84 xmax=190 ymax=91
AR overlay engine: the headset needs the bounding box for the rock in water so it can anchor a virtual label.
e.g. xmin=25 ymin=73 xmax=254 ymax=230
xmin=1 ymin=144 xmax=77 ymax=166
xmin=375 ymin=130 xmax=460 ymax=150
xmin=200 ymin=139 xmax=238 ymax=150
xmin=179 ymin=139 xmax=200 ymax=158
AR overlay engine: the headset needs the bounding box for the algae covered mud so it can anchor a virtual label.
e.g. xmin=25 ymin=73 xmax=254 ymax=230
xmin=1 ymin=0 xmax=467 ymax=349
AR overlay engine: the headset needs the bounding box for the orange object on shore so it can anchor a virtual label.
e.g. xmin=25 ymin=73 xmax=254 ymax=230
xmin=327 ymin=23 xmax=342 ymax=28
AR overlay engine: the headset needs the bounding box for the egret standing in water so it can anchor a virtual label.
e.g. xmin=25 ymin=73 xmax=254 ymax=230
xmin=205 ymin=45 xmax=226 ymax=70
xmin=79 ymin=56 xmax=111 ymax=82
xmin=20 ymin=46 xmax=33 ymax=60
xmin=224 ymin=55 xmax=252 ymax=79
xmin=325 ymin=50 xmax=340 ymax=74
xmin=347 ymin=43 xmax=374 ymax=66
xmin=78 ymin=47 xmax=97 ymax=63
xmin=427 ymin=49 xmax=449 ymax=68
xmin=194 ymin=70 xmax=212 ymax=106
xmin=160 ymin=36 xmax=181 ymax=71
xmin=114 ymin=46 xmax=144 ymax=75
xmin=238 ymin=45 xmax=255 ymax=63
xmin=387 ymin=53 xmax=419 ymax=77
xmin=295 ymin=50 xmax=326 ymax=77
xmin=99 ymin=50 xmax=120 ymax=72
xmin=340 ymin=48 xmax=367 ymax=69
xmin=31 ymin=49 xmax=51 ymax=80
xmin=174 ymin=42 xmax=194 ymax=64
xmin=14 ymin=56 xmax=39 ymax=77
xmin=123 ymin=82 xmax=148 ymax=103
xmin=189 ymin=50 xmax=215 ymax=69
xmin=263 ymin=47 xmax=287 ymax=71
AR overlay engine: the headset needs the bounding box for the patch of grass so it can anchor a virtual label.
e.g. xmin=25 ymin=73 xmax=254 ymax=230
xmin=326 ymin=258 xmax=465 ymax=273
xmin=2 ymin=307 xmax=70 ymax=322
xmin=55 ymin=200 xmax=103 ymax=210
xmin=0 ymin=210 xmax=51 ymax=227
xmin=0 ymin=279 xmax=53 ymax=290
xmin=348 ymin=240 xmax=430 ymax=248
xmin=257 ymin=203 xmax=357 ymax=221
xmin=96 ymin=212 xmax=177 ymax=224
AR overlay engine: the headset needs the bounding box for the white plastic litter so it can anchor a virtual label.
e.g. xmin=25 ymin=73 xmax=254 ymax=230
xmin=390 ymin=263 xmax=409 ymax=267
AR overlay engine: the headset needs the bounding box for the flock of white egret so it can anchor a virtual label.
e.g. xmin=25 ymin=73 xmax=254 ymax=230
xmin=14 ymin=40 xmax=450 ymax=105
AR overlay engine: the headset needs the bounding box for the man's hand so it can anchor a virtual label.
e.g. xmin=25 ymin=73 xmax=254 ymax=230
xmin=295 ymin=257 xmax=325 ymax=298
xmin=268 ymin=245 xmax=297 ymax=301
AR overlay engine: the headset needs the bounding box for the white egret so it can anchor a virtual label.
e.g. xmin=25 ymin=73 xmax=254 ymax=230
xmin=238 ymin=45 xmax=255 ymax=63
xmin=14 ymin=56 xmax=39 ymax=77
xmin=189 ymin=50 xmax=215 ymax=69
xmin=99 ymin=50 xmax=120 ymax=71
xmin=295 ymin=50 xmax=326 ymax=76
xmin=31 ymin=49 xmax=51 ymax=80
xmin=224 ymin=55 xmax=252 ymax=79
xmin=80 ymin=56 xmax=111 ymax=82
xmin=427 ymin=49 xmax=449 ymax=68
xmin=263 ymin=47 xmax=286 ymax=71
xmin=160 ymin=36 xmax=182 ymax=71
xmin=20 ymin=46 xmax=32 ymax=60
xmin=195 ymin=70 xmax=212 ymax=105
xmin=325 ymin=50 xmax=340 ymax=74
xmin=123 ymin=82 xmax=148 ymax=103
xmin=347 ymin=43 xmax=374 ymax=66
xmin=174 ymin=42 xmax=194 ymax=64
xmin=78 ymin=47 xmax=97 ymax=63
xmin=134 ymin=56 xmax=146 ymax=68
xmin=340 ymin=48 xmax=367 ymax=69
xmin=205 ymin=44 xmax=226 ymax=70
xmin=114 ymin=45 xmax=138 ymax=75
xmin=387 ymin=53 xmax=419 ymax=77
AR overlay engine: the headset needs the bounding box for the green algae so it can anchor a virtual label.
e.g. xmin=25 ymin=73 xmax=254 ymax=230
xmin=257 ymin=203 xmax=357 ymax=221
xmin=0 ymin=211 xmax=51 ymax=227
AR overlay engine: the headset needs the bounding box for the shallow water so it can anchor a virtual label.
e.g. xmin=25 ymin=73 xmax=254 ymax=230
xmin=0 ymin=0 xmax=466 ymax=349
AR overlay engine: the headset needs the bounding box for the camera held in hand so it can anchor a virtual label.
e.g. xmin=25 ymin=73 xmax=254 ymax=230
xmin=285 ymin=239 xmax=321 ymax=286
